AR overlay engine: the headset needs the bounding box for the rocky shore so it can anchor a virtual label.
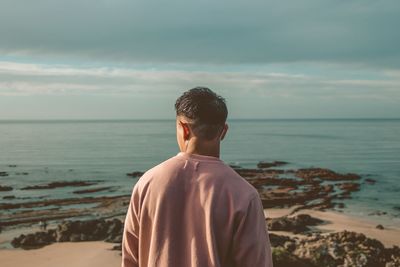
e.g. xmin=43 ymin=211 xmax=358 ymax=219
xmin=9 ymin=216 xmax=400 ymax=267
xmin=233 ymin=162 xmax=364 ymax=212
xmin=1 ymin=160 xmax=398 ymax=267
xmin=270 ymin=230 xmax=400 ymax=267
xmin=1 ymin=162 xmax=366 ymax=230
xmin=11 ymin=219 xmax=123 ymax=250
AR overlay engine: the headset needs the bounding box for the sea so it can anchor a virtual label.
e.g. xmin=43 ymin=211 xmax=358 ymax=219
xmin=0 ymin=119 xmax=399 ymax=226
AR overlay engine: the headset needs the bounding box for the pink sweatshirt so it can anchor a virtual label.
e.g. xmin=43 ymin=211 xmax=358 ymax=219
xmin=122 ymin=152 xmax=273 ymax=267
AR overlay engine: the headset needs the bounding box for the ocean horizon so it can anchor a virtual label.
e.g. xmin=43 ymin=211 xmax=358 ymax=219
xmin=1 ymin=117 xmax=400 ymax=122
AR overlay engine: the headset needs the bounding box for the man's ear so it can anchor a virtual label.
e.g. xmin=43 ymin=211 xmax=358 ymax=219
xmin=180 ymin=121 xmax=191 ymax=141
xmin=220 ymin=123 xmax=229 ymax=141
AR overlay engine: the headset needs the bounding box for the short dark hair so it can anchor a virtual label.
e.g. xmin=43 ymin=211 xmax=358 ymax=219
xmin=175 ymin=87 xmax=228 ymax=140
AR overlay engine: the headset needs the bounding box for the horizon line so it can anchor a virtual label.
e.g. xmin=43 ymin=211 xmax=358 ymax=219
xmin=1 ymin=117 xmax=400 ymax=122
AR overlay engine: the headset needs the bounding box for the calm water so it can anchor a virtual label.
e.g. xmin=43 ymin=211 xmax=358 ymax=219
xmin=0 ymin=119 xmax=399 ymax=224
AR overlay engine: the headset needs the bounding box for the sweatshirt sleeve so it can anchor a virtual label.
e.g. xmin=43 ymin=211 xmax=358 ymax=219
xmin=121 ymin=184 xmax=140 ymax=267
xmin=232 ymin=194 xmax=274 ymax=267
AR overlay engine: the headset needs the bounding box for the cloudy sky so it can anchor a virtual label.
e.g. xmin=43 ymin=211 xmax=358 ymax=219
xmin=0 ymin=0 xmax=399 ymax=119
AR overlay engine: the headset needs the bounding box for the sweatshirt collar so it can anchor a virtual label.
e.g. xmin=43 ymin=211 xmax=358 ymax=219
xmin=177 ymin=152 xmax=222 ymax=162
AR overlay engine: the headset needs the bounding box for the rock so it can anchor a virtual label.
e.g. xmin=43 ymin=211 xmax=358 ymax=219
xmin=73 ymin=186 xmax=113 ymax=194
xmin=365 ymin=178 xmax=377 ymax=185
xmin=272 ymin=247 xmax=311 ymax=267
xmin=12 ymin=218 xmax=125 ymax=249
xmin=309 ymin=244 xmax=338 ymax=267
xmin=105 ymin=234 xmax=122 ymax=243
xmin=233 ymin=168 xmax=265 ymax=177
xmin=232 ymin=163 xmax=363 ymax=211
xmin=338 ymin=182 xmax=360 ymax=192
xmin=69 ymin=233 xmax=81 ymax=242
xmin=336 ymin=203 xmax=345 ymax=209
xmin=229 ymin=164 xmax=242 ymax=169
xmin=295 ymin=168 xmax=360 ymax=181
xmin=112 ymin=244 xmax=122 ymax=251
xmin=376 ymin=224 xmax=384 ymax=230
xmin=12 ymin=231 xmax=56 ymax=249
xmin=257 ymin=161 xmax=288 ymax=169
xmin=9 ymin=216 xmax=400 ymax=266
xmin=369 ymin=211 xmax=388 ymax=216
xmin=126 ymin=171 xmax=144 ymax=177
xmin=268 ymin=233 xmax=293 ymax=247
xmin=0 ymin=185 xmax=13 ymax=191
xmin=21 ymin=181 xmax=98 ymax=190
xmin=385 ymin=246 xmax=400 ymax=267
xmin=322 ymin=184 xmax=334 ymax=193
xmin=284 ymin=241 xmax=296 ymax=252
xmin=267 ymin=214 xmax=323 ymax=234
xmin=289 ymin=231 xmax=398 ymax=267
xmin=107 ymin=219 xmax=123 ymax=236
xmin=295 ymin=214 xmax=324 ymax=225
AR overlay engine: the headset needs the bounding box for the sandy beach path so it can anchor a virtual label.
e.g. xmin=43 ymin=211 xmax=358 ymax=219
xmin=0 ymin=241 xmax=121 ymax=267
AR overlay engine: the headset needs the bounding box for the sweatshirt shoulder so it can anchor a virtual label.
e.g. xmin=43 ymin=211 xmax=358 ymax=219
xmin=216 ymin=162 xmax=260 ymax=199
xmin=133 ymin=155 xmax=185 ymax=188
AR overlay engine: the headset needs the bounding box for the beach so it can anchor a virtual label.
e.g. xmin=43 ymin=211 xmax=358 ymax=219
xmin=0 ymin=208 xmax=399 ymax=267
xmin=1 ymin=163 xmax=400 ymax=266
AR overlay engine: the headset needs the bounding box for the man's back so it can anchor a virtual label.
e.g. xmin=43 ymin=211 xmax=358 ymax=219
xmin=122 ymin=152 xmax=273 ymax=267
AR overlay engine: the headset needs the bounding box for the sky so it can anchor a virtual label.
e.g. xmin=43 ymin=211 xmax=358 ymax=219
xmin=0 ymin=0 xmax=399 ymax=119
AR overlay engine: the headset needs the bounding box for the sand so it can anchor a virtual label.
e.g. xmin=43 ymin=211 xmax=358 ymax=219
xmin=0 ymin=241 xmax=121 ymax=267
xmin=0 ymin=208 xmax=399 ymax=267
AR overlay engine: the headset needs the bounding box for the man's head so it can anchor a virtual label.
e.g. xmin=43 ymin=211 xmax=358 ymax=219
xmin=175 ymin=87 xmax=228 ymax=154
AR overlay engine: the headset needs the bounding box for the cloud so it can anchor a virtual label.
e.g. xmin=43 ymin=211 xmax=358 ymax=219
xmin=0 ymin=0 xmax=399 ymax=67
xmin=1 ymin=61 xmax=399 ymax=105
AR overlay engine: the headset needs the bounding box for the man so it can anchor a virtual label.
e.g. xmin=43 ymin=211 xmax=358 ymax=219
xmin=122 ymin=87 xmax=273 ymax=267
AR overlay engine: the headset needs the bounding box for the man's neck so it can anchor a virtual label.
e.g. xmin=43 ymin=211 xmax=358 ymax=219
xmin=184 ymin=138 xmax=220 ymax=158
